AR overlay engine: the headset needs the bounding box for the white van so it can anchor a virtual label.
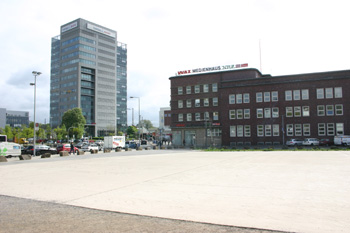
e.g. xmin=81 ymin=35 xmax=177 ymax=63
xmin=334 ymin=135 xmax=350 ymax=146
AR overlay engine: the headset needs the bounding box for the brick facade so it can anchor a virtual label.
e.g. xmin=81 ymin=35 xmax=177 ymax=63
xmin=169 ymin=68 xmax=350 ymax=147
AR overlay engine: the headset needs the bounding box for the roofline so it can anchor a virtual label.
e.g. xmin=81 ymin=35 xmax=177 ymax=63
xmin=169 ymin=68 xmax=264 ymax=79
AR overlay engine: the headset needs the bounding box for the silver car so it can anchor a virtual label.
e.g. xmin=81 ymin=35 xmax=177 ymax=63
xmin=302 ymin=138 xmax=320 ymax=146
xmin=286 ymin=139 xmax=304 ymax=146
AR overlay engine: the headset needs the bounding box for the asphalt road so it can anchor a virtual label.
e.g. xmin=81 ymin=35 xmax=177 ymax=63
xmin=0 ymin=195 xmax=284 ymax=233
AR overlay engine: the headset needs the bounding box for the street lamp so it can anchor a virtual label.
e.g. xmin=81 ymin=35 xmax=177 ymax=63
xmin=31 ymin=71 xmax=41 ymax=156
xmin=130 ymin=96 xmax=141 ymax=142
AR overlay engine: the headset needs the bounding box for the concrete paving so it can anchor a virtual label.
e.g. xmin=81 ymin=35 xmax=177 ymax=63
xmin=1 ymin=150 xmax=350 ymax=233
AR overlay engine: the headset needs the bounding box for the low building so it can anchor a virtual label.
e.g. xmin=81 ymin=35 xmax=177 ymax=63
xmin=0 ymin=108 xmax=30 ymax=128
xmin=169 ymin=68 xmax=350 ymax=147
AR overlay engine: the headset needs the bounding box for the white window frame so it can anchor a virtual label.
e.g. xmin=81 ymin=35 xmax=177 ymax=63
xmin=293 ymin=90 xmax=301 ymax=101
xmin=195 ymin=85 xmax=200 ymax=93
xmin=264 ymin=108 xmax=271 ymax=118
xmin=272 ymin=107 xmax=279 ymax=118
xmin=236 ymin=94 xmax=242 ymax=104
xmin=272 ymin=91 xmax=278 ymax=102
xmin=203 ymin=98 xmax=209 ymax=107
xmin=335 ymin=104 xmax=343 ymax=115
xmin=318 ymin=123 xmax=326 ymax=136
xmin=336 ymin=123 xmax=344 ymax=135
xmin=195 ymin=113 xmax=201 ymax=121
xmin=264 ymin=92 xmax=270 ymax=102
xmin=303 ymin=124 xmax=310 ymax=136
xmin=294 ymin=106 xmax=301 ymax=117
xmin=286 ymin=124 xmax=293 ymax=136
xmin=213 ymin=112 xmax=219 ymax=121
xmin=317 ymin=88 xmax=324 ymax=99
xmin=326 ymin=105 xmax=334 ymax=116
xmin=178 ymin=87 xmax=183 ymax=95
xmin=257 ymin=125 xmax=264 ymax=137
xmin=327 ymin=123 xmax=335 ymax=136
xmin=325 ymin=88 xmax=333 ymax=99
xmin=273 ymin=124 xmax=279 ymax=136
xmin=244 ymin=109 xmax=250 ymax=119
xmin=230 ymin=126 xmax=236 ymax=137
xmin=317 ymin=105 xmax=325 ymax=116
xmin=195 ymin=99 xmax=200 ymax=107
xmin=237 ymin=125 xmax=244 ymax=137
xmin=237 ymin=109 xmax=243 ymax=119
xmin=265 ymin=125 xmax=272 ymax=137
xmin=187 ymin=113 xmax=192 ymax=121
xmin=285 ymin=90 xmax=292 ymax=101
xmin=244 ymin=125 xmax=251 ymax=137
xmin=186 ymin=99 xmax=192 ymax=108
xmin=213 ymin=97 xmax=218 ymax=106
xmin=229 ymin=94 xmax=235 ymax=104
xmin=178 ymin=114 xmax=183 ymax=122
xmin=257 ymin=108 xmax=263 ymax=118
xmin=334 ymin=87 xmax=342 ymax=98
xmin=212 ymin=83 xmax=218 ymax=92
xmin=243 ymin=93 xmax=250 ymax=103
xmin=186 ymin=86 xmax=191 ymax=94
xmin=302 ymin=89 xmax=309 ymax=100
xmin=256 ymin=92 xmax=263 ymax=103
xmin=178 ymin=100 xmax=183 ymax=108
xmin=295 ymin=124 xmax=302 ymax=136
xmin=203 ymin=84 xmax=209 ymax=93
xmin=229 ymin=110 xmax=236 ymax=119
xmin=302 ymin=106 xmax=310 ymax=117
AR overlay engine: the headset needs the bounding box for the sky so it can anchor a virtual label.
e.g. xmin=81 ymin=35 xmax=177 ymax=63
xmin=0 ymin=0 xmax=349 ymax=127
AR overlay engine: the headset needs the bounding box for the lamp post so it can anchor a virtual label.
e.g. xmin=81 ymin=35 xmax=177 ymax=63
xmin=130 ymin=96 xmax=141 ymax=142
xmin=31 ymin=71 xmax=41 ymax=156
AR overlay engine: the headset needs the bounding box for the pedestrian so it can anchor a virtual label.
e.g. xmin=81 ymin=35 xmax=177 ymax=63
xmin=69 ymin=141 xmax=75 ymax=155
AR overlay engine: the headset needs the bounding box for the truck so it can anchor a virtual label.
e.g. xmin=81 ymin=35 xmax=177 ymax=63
xmin=104 ymin=136 xmax=125 ymax=149
xmin=0 ymin=135 xmax=22 ymax=158
xmin=334 ymin=135 xmax=350 ymax=146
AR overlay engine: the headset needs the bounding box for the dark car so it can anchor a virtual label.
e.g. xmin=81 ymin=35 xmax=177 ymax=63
xmin=319 ymin=138 xmax=333 ymax=146
xmin=22 ymin=145 xmax=57 ymax=156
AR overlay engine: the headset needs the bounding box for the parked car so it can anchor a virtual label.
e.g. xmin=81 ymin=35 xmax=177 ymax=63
xmin=319 ymin=138 xmax=333 ymax=146
xmin=57 ymin=144 xmax=79 ymax=153
xmin=286 ymin=139 xmax=304 ymax=146
xmin=303 ymin=138 xmax=320 ymax=146
xmin=75 ymin=142 xmax=88 ymax=149
xmin=81 ymin=143 xmax=99 ymax=152
xmin=22 ymin=145 xmax=57 ymax=156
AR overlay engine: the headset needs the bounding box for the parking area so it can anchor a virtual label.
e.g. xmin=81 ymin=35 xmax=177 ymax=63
xmin=1 ymin=150 xmax=350 ymax=233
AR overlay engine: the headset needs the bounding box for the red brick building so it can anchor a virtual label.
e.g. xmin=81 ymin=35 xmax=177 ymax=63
xmin=169 ymin=68 xmax=350 ymax=147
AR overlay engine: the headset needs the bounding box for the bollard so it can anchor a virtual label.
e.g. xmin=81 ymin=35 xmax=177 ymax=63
xmin=0 ymin=156 xmax=8 ymax=162
xmin=60 ymin=151 xmax=69 ymax=157
xmin=77 ymin=150 xmax=85 ymax=155
xmin=115 ymin=148 xmax=122 ymax=152
xmin=41 ymin=153 xmax=51 ymax=158
xmin=19 ymin=154 xmax=32 ymax=160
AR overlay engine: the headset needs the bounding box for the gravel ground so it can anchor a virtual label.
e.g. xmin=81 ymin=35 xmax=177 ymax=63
xmin=0 ymin=195 xmax=287 ymax=233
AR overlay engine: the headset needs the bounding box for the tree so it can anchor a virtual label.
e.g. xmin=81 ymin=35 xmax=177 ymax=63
xmin=140 ymin=119 xmax=153 ymax=130
xmin=4 ymin=125 xmax=13 ymax=141
xmin=61 ymin=108 xmax=86 ymax=129
xmin=62 ymin=108 xmax=86 ymax=140
xmin=21 ymin=126 xmax=33 ymax=139
xmin=126 ymin=126 xmax=138 ymax=139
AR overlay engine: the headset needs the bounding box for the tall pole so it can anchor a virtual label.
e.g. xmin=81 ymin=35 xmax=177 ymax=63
xmin=31 ymin=71 xmax=41 ymax=156
xmin=130 ymin=96 xmax=141 ymax=142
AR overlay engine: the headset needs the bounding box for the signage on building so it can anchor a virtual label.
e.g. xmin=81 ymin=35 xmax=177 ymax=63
xmin=177 ymin=63 xmax=248 ymax=76
xmin=87 ymin=23 xmax=116 ymax=38
xmin=61 ymin=21 xmax=78 ymax=33
xmin=176 ymin=123 xmax=186 ymax=127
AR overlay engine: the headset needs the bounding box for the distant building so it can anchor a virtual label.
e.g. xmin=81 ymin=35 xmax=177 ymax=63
xmin=0 ymin=108 xmax=29 ymax=128
xmin=50 ymin=18 xmax=127 ymax=137
xmin=169 ymin=68 xmax=350 ymax=147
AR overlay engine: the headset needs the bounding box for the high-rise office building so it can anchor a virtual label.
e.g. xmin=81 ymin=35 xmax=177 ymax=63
xmin=50 ymin=18 xmax=127 ymax=137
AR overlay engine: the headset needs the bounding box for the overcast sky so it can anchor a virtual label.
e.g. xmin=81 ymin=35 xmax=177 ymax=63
xmin=0 ymin=0 xmax=349 ymax=127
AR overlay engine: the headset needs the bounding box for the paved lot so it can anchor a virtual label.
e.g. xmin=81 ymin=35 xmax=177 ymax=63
xmin=1 ymin=150 xmax=350 ymax=233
